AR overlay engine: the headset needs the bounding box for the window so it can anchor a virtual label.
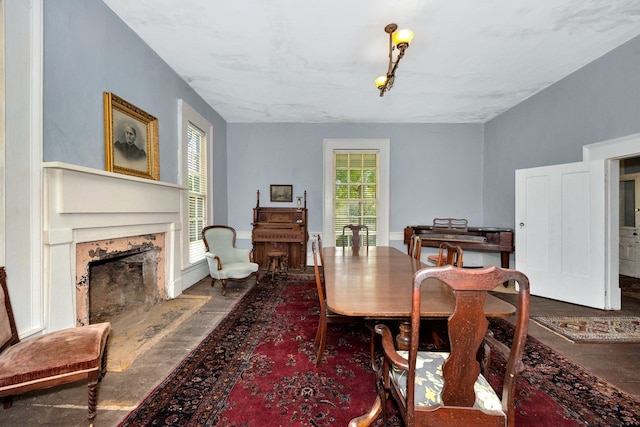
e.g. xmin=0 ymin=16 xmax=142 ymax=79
xmin=188 ymin=123 xmax=207 ymax=263
xmin=323 ymin=139 xmax=390 ymax=247
xmin=334 ymin=152 xmax=378 ymax=246
xmin=180 ymin=100 xmax=213 ymax=266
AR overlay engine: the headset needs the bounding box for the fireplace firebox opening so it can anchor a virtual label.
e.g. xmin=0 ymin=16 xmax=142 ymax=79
xmin=76 ymin=233 xmax=166 ymax=326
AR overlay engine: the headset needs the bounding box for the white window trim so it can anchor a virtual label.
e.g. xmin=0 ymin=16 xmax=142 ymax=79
xmin=179 ymin=99 xmax=213 ymax=268
xmin=323 ymin=139 xmax=390 ymax=246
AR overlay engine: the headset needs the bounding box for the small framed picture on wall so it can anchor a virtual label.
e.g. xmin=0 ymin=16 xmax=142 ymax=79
xmin=270 ymin=185 xmax=293 ymax=202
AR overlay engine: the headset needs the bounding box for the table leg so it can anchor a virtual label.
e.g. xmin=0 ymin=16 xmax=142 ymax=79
xmin=500 ymin=250 xmax=510 ymax=268
xmin=348 ymin=395 xmax=382 ymax=427
xmin=395 ymin=321 xmax=411 ymax=350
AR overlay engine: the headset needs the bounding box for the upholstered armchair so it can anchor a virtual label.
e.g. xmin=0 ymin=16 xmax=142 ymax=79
xmin=202 ymin=225 xmax=260 ymax=296
xmin=0 ymin=267 xmax=111 ymax=426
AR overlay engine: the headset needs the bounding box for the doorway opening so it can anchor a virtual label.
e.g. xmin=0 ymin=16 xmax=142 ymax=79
xmin=619 ymin=157 xmax=640 ymax=303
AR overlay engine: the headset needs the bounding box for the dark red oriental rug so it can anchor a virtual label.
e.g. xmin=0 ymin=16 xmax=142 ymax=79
xmin=118 ymin=277 xmax=640 ymax=427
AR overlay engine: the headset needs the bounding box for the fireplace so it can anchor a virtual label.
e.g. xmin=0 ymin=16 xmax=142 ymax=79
xmin=43 ymin=162 xmax=188 ymax=332
xmin=76 ymin=234 xmax=166 ymax=326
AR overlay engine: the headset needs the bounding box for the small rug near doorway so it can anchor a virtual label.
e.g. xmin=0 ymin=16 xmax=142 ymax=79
xmin=531 ymin=316 xmax=640 ymax=343
xmin=107 ymin=294 xmax=211 ymax=372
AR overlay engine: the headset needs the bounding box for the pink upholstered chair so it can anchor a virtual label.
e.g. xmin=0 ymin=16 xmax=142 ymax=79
xmin=0 ymin=267 xmax=111 ymax=426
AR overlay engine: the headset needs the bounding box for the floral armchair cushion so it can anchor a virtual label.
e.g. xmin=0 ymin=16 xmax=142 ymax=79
xmin=391 ymin=351 xmax=504 ymax=413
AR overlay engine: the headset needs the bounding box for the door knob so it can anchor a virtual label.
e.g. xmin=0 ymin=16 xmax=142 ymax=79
xmin=519 ymin=222 xmax=525 ymax=228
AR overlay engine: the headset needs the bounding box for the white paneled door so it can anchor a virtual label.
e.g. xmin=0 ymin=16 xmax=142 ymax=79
xmin=515 ymin=160 xmax=612 ymax=309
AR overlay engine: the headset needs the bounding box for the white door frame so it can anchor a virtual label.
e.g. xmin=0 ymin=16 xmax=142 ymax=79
xmin=583 ymin=132 xmax=640 ymax=309
xmin=322 ymin=139 xmax=390 ymax=247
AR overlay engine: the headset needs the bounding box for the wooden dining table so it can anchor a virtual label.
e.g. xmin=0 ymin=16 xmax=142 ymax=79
xmin=322 ymin=246 xmax=516 ymax=319
xmin=323 ymin=246 xmax=517 ymax=427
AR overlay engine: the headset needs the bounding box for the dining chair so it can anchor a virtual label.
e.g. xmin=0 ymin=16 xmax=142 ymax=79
xmin=408 ymin=234 xmax=422 ymax=260
xmin=427 ymin=241 xmax=464 ymax=267
xmin=367 ymin=265 xmax=530 ymax=427
xmin=342 ymin=224 xmax=369 ymax=248
xmin=436 ymin=242 xmax=463 ymax=267
xmin=311 ymin=241 xmax=355 ymax=367
xmin=0 ymin=267 xmax=111 ymax=427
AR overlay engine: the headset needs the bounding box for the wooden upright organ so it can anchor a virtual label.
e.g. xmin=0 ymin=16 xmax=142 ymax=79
xmin=251 ymin=191 xmax=308 ymax=270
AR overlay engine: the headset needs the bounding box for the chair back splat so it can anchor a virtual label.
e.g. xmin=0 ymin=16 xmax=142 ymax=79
xmin=342 ymin=224 xmax=369 ymax=248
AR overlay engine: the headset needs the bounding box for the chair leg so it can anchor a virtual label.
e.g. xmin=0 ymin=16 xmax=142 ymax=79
xmin=3 ymin=396 xmax=13 ymax=409
xmin=220 ymin=279 xmax=227 ymax=296
xmin=315 ymin=318 xmax=327 ymax=367
xmin=87 ymin=378 xmax=98 ymax=426
xmin=377 ymin=376 xmax=388 ymax=422
xmin=370 ymin=327 xmax=377 ymax=371
xmin=432 ymin=330 xmax=442 ymax=349
xmin=478 ymin=341 xmax=492 ymax=378
xmin=314 ymin=314 xmax=326 ymax=347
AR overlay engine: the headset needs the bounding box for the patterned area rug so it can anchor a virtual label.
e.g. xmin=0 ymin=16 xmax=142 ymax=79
xmin=531 ymin=316 xmax=640 ymax=343
xmin=118 ymin=277 xmax=640 ymax=427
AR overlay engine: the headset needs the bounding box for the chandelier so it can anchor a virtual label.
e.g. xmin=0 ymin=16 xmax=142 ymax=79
xmin=375 ymin=23 xmax=414 ymax=97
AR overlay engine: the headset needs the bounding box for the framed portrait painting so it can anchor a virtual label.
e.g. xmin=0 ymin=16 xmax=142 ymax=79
xmin=104 ymin=92 xmax=159 ymax=180
xmin=270 ymin=185 xmax=293 ymax=202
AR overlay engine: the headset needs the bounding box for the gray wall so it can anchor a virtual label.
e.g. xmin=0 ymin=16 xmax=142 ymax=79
xmin=40 ymin=1 xmax=640 ymax=245
xmin=227 ymin=123 xmax=484 ymax=237
xmin=42 ymin=0 xmax=229 ymax=222
xmin=483 ymin=34 xmax=640 ymax=228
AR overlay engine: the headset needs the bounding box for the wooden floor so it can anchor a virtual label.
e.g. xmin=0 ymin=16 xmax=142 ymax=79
xmin=493 ymin=289 xmax=640 ymax=398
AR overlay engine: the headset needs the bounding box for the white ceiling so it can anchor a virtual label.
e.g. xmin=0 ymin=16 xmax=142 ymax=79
xmin=102 ymin=0 xmax=640 ymax=123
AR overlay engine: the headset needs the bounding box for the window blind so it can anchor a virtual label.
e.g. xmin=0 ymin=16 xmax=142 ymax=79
xmin=188 ymin=122 xmax=207 ymax=263
xmin=334 ymin=151 xmax=378 ymax=246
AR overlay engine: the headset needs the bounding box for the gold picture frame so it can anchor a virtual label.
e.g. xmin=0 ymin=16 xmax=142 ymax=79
xmin=104 ymin=92 xmax=159 ymax=180
xmin=270 ymin=184 xmax=293 ymax=202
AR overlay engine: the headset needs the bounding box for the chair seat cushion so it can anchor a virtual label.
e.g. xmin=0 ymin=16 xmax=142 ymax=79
xmin=391 ymin=351 xmax=503 ymax=413
xmin=0 ymin=322 xmax=111 ymax=389
xmin=211 ymin=261 xmax=259 ymax=280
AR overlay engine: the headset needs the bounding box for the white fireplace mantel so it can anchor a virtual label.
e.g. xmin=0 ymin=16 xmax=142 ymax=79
xmin=43 ymin=162 xmax=185 ymax=331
